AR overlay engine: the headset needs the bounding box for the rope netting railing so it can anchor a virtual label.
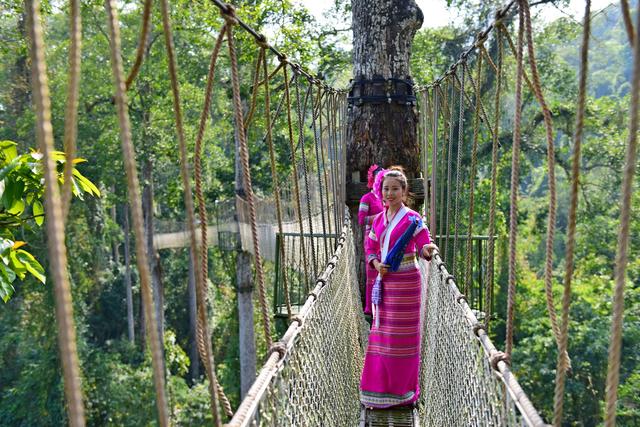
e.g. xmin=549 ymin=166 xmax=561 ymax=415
xmin=227 ymin=211 xmax=369 ymax=426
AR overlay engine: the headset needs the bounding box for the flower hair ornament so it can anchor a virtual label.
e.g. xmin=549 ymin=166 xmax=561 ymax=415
xmin=367 ymin=164 xmax=384 ymax=189
xmin=372 ymin=168 xmax=389 ymax=202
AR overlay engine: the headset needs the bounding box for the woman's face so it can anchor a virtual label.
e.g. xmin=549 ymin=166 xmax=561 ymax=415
xmin=382 ymin=177 xmax=405 ymax=209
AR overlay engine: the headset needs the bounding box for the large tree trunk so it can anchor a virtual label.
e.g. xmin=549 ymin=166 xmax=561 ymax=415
xmin=123 ymin=204 xmax=135 ymax=343
xmin=348 ymin=0 xmax=423 ymax=180
xmin=348 ymin=0 xmax=423 ymax=306
xmin=235 ymin=121 xmax=257 ymax=399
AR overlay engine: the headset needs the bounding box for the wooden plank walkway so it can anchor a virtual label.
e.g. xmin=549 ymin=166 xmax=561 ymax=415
xmin=359 ymin=406 xmax=418 ymax=427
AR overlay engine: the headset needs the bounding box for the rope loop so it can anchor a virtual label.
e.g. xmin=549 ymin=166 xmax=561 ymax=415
xmin=444 ymin=274 xmax=455 ymax=285
xmin=475 ymin=31 xmax=488 ymax=48
xmin=290 ymin=315 xmax=304 ymax=327
xmin=456 ymin=294 xmax=468 ymax=304
xmin=308 ymin=291 xmax=319 ymax=301
xmin=268 ymin=342 xmax=287 ymax=360
xmin=220 ymin=3 xmax=238 ymax=25
xmin=278 ymin=52 xmax=288 ymax=64
xmin=490 ymin=351 xmax=511 ymax=371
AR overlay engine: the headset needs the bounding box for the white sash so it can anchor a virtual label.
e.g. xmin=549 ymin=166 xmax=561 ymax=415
xmin=380 ymin=205 xmax=408 ymax=263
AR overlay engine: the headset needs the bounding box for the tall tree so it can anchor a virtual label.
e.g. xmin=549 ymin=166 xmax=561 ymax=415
xmin=347 ymin=0 xmax=423 ymax=181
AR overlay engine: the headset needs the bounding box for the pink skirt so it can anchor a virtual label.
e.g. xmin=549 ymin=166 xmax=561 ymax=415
xmin=360 ymin=264 xmax=422 ymax=408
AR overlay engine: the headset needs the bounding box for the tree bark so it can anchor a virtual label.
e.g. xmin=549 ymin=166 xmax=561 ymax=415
xmin=123 ymin=204 xmax=135 ymax=343
xmin=348 ymin=0 xmax=423 ymax=180
xmin=234 ymin=118 xmax=257 ymax=399
xmin=187 ymin=250 xmax=200 ymax=382
xmin=142 ymin=158 xmax=164 ymax=355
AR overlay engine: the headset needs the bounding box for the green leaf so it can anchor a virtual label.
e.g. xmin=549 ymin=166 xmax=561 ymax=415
xmin=0 ymin=140 xmax=18 ymax=162
xmin=72 ymin=169 xmax=101 ymax=196
xmin=32 ymin=200 xmax=44 ymax=226
xmin=7 ymin=199 xmax=25 ymax=216
xmin=0 ymin=237 xmax=14 ymax=256
xmin=16 ymin=249 xmax=46 ymax=284
xmin=9 ymin=250 xmax=26 ymax=280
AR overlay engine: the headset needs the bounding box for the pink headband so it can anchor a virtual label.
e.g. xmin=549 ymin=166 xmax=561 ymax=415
xmin=372 ymin=168 xmax=388 ymax=201
xmin=367 ymin=164 xmax=383 ymax=189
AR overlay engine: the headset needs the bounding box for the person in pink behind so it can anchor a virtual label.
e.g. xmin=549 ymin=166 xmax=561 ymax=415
xmin=358 ymin=164 xmax=385 ymax=315
xmin=360 ymin=168 xmax=437 ymax=409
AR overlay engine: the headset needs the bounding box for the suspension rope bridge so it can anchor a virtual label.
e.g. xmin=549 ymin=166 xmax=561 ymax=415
xmin=23 ymin=0 xmax=639 ymax=426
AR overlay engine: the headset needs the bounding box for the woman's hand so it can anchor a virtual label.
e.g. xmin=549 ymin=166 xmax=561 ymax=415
xmin=422 ymin=243 xmax=438 ymax=260
xmin=373 ymin=259 xmax=389 ymax=276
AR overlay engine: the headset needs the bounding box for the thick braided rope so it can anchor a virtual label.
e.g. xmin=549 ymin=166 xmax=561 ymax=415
xmin=463 ymin=51 xmax=483 ymax=298
xmin=125 ymin=0 xmax=153 ymax=90
xmin=485 ymin=28 xmax=503 ymax=329
xmin=522 ymin=0 xmax=564 ymax=359
xmin=421 ymin=90 xmax=430 ymax=218
xmin=294 ymin=75 xmax=318 ymax=277
xmin=104 ymin=1 xmax=169 ymax=424
xmin=61 ymin=0 xmax=81 ymax=221
xmin=261 ymin=48 xmax=292 ymax=320
xmin=226 ymin=21 xmax=273 ymax=349
xmin=282 ymin=64 xmax=311 ymax=289
xmin=620 ymin=0 xmax=636 ymax=46
xmin=553 ymin=2 xmax=591 ymax=425
xmin=25 ymin=2 xmax=85 ymax=425
xmin=452 ymin=65 xmax=466 ymax=277
xmin=429 ymin=87 xmax=439 ymax=237
xmin=443 ymin=78 xmax=456 ymax=262
xmin=190 ymin=21 xmax=228 ymax=423
xmin=506 ymin=2 xmax=525 ymax=357
xmin=498 ymin=21 xmax=536 ymax=97
xmin=605 ymin=3 xmax=640 ymax=426
xmin=312 ymin=87 xmax=330 ymax=264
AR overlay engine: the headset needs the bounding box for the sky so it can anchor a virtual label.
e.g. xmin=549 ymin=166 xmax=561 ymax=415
xmin=298 ymin=0 xmax=617 ymax=29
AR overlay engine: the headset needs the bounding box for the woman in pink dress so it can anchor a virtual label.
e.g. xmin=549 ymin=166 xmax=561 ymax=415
xmin=360 ymin=168 xmax=437 ymax=408
xmin=358 ymin=164 xmax=384 ymax=315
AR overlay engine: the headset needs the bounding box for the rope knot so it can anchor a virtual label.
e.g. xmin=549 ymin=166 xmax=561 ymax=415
xmin=220 ymin=3 xmax=238 ymax=25
xmin=475 ymin=31 xmax=488 ymax=47
xmin=290 ymin=315 xmax=303 ymax=326
xmin=268 ymin=341 xmax=287 ymax=360
xmin=277 ymin=53 xmax=288 ymax=64
xmin=489 ymin=351 xmax=511 ymax=371
xmin=256 ymin=33 xmax=269 ymax=49
xmin=456 ymin=294 xmax=468 ymax=305
xmin=472 ymin=322 xmax=487 ymax=337
xmin=444 ymin=274 xmax=456 ymax=285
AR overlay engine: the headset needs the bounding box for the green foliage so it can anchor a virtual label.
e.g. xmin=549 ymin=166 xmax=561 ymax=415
xmin=0 ymin=140 xmax=99 ymax=302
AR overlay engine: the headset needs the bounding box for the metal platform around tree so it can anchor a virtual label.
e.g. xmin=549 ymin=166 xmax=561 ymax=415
xmin=359 ymin=405 xmax=419 ymax=427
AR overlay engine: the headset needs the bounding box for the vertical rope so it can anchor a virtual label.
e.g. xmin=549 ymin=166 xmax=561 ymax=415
xmin=189 ymin=21 xmax=229 ymax=422
xmin=452 ymin=64 xmax=466 ymax=277
xmin=61 ymin=0 xmax=81 ymax=221
xmin=506 ymin=1 xmax=525 ymax=357
xmin=522 ymin=0 xmax=563 ymax=358
xmin=430 ymin=88 xmax=439 ymax=239
xmin=225 ymin=15 xmax=273 ymax=349
xmin=125 ymin=0 xmax=153 ymax=90
xmin=293 ymin=74 xmax=317 ymax=277
xmin=312 ymin=87 xmax=330 ymax=265
xmin=485 ymin=28 xmax=503 ymax=329
xmin=554 ymin=2 xmax=590 ymax=425
xmin=261 ymin=45 xmax=292 ymax=320
xmin=438 ymin=85 xmax=449 ymax=246
xmin=463 ymin=46 xmax=483 ymax=299
xmin=620 ymin=0 xmax=636 ymax=46
xmin=318 ymin=91 xmax=334 ymax=249
xmin=25 ymin=1 xmax=85 ymax=425
xmin=104 ymin=1 xmax=169 ymax=424
xmin=444 ymin=78 xmax=456 ymax=262
xmin=282 ymin=63 xmax=310 ymax=291
xmin=605 ymin=3 xmax=640 ymax=425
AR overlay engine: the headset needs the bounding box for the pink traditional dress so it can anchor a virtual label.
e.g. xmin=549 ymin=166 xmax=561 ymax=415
xmin=360 ymin=204 xmax=431 ymax=408
xmin=358 ymin=190 xmax=384 ymax=314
